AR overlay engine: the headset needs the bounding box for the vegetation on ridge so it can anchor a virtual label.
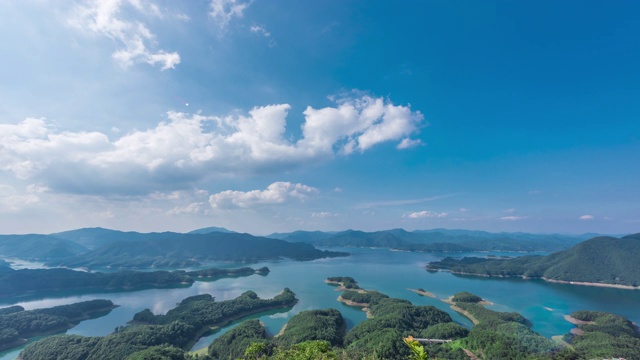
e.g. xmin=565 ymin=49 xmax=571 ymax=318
xmin=426 ymin=234 xmax=640 ymax=287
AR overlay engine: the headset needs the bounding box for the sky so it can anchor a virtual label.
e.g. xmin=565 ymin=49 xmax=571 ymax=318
xmin=0 ymin=0 xmax=639 ymax=235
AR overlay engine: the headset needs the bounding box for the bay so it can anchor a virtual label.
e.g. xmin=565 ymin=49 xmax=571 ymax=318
xmin=1 ymin=247 xmax=639 ymax=359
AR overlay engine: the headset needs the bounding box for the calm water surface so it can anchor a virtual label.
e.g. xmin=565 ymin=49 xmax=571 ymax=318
xmin=1 ymin=248 xmax=639 ymax=359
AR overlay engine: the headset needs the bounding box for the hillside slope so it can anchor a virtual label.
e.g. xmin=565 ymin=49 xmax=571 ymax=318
xmin=426 ymin=233 xmax=640 ymax=287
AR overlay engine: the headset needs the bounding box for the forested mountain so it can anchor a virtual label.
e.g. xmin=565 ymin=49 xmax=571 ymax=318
xmin=0 ymin=234 xmax=87 ymax=259
xmin=0 ymin=229 xmax=348 ymax=270
xmin=188 ymin=227 xmax=235 ymax=235
xmin=427 ymin=233 xmax=640 ymax=287
xmin=0 ymin=266 xmax=266 ymax=298
xmin=47 ymin=232 xmax=348 ymax=269
xmin=273 ymin=228 xmax=589 ymax=252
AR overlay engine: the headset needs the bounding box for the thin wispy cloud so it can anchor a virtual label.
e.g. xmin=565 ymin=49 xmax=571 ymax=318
xmin=209 ymin=0 xmax=250 ymax=33
xmin=312 ymin=212 xmax=337 ymax=218
xmin=501 ymin=216 xmax=527 ymax=221
xmin=405 ymin=210 xmax=448 ymax=219
xmin=579 ymin=215 xmax=594 ymax=220
xmin=69 ymin=0 xmax=180 ymax=70
xmin=357 ymin=193 xmax=461 ymax=209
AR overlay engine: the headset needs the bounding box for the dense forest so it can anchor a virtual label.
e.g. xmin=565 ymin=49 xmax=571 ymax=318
xmin=0 ymin=300 xmax=114 ymax=350
xmin=426 ymin=233 xmax=640 ymax=287
xmin=19 ymin=289 xmax=297 ymax=360
xmin=14 ymin=278 xmax=640 ymax=359
xmin=0 ymin=266 xmax=268 ymax=298
xmin=561 ymin=310 xmax=640 ymax=359
xmin=0 ymin=228 xmax=348 ymax=270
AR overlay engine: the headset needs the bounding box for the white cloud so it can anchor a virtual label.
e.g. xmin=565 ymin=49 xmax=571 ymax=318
xmin=168 ymin=202 xmax=210 ymax=215
xmin=406 ymin=210 xmax=448 ymax=219
xmin=0 ymin=184 xmax=41 ymax=213
xmin=209 ymin=0 xmax=250 ymax=32
xmin=209 ymin=182 xmax=318 ymax=209
xmin=397 ymin=138 xmax=422 ymax=149
xmin=312 ymin=211 xmax=336 ymax=218
xmin=69 ymin=0 xmax=180 ymax=70
xmin=250 ymin=25 xmax=270 ymax=37
xmin=250 ymin=24 xmax=276 ymax=47
xmin=1 ymin=95 xmax=424 ymax=196
xmin=503 ymin=208 xmax=516 ymax=214
xmin=579 ymin=214 xmax=594 ymax=220
xmin=500 ymin=216 xmax=527 ymax=221
xmin=300 ymin=96 xmax=424 ymax=154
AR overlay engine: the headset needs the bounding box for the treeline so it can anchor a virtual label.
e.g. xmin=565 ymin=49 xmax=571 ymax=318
xmin=48 ymin=232 xmax=349 ymax=269
xmin=326 ymin=276 xmax=360 ymax=289
xmin=133 ymin=289 xmax=297 ymax=329
xmin=19 ymin=289 xmax=297 ymax=360
xmin=426 ymin=234 xmax=640 ymax=287
xmin=453 ymin=299 xmax=558 ymax=358
xmin=0 ymin=266 xmax=266 ymax=298
xmin=562 ymin=310 xmax=640 ymax=359
xmin=208 ymin=309 xmax=346 ymax=359
xmin=0 ymin=300 xmax=114 ymax=349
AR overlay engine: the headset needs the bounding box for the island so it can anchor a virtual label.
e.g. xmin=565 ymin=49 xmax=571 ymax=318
xmin=0 ymin=266 xmax=269 ymax=298
xmin=19 ymin=289 xmax=298 ymax=360
xmin=0 ymin=300 xmax=115 ymax=351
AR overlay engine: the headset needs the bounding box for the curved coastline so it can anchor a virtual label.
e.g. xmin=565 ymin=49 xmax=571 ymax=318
xmin=431 ymin=268 xmax=640 ymax=290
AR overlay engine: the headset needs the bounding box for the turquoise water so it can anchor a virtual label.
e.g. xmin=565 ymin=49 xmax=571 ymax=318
xmin=1 ymin=248 xmax=639 ymax=359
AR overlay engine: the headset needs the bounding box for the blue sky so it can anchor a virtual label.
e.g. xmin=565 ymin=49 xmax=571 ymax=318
xmin=0 ymin=0 xmax=638 ymax=235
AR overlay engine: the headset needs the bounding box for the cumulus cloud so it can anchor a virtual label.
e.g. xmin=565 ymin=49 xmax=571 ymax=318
xmin=209 ymin=182 xmax=318 ymax=209
xmin=300 ymin=96 xmax=424 ymax=154
xmin=1 ymin=95 xmax=424 ymax=196
xmin=579 ymin=214 xmax=594 ymax=220
xmin=406 ymin=210 xmax=448 ymax=219
xmin=69 ymin=0 xmax=180 ymax=70
xmin=209 ymin=0 xmax=250 ymax=32
xmin=500 ymin=216 xmax=527 ymax=221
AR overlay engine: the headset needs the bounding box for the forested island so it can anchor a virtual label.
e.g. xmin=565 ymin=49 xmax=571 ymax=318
xmin=18 ymin=289 xmax=297 ymax=360
xmin=0 ymin=266 xmax=269 ymax=298
xmin=12 ymin=277 xmax=640 ymax=359
xmin=0 ymin=300 xmax=115 ymax=351
xmin=426 ymin=233 xmax=640 ymax=288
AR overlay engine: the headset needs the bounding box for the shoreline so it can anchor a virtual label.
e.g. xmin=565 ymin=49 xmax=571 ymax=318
xmin=431 ymin=268 xmax=640 ymax=290
xmin=336 ymin=296 xmax=372 ymax=318
xmin=441 ymin=297 xmax=479 ymax=325
xmin=407 ymin=288 xmax=436 ymax=298
xmin=563 ymin=315 xmax=595 ymax=326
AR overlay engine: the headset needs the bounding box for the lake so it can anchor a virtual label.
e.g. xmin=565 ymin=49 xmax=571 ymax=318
xmin=1 ymin=247 xmax=639 ymax=359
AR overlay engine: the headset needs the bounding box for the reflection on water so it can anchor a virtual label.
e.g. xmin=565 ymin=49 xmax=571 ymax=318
xmin=1 ymin=248 xmax=640 ymax=359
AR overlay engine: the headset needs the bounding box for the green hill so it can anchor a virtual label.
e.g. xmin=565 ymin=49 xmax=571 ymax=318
xmin=48 ymin=232 xmax=348 ymax=269
xmin=426 ymin=233 xmax=640 ymax=287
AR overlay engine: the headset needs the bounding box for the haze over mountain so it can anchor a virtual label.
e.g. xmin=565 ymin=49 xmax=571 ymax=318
xmin=270 ymin=228 xmax=594 ymax=252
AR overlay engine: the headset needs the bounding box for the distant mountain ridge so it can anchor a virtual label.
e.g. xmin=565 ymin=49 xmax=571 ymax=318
xmin=426 ymin=233 xmax=640 ymax=287
xmin=0 ymin=228 xmax=348 ymax=269
xmin=271 ymin=228 xmax=598 ymax=252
